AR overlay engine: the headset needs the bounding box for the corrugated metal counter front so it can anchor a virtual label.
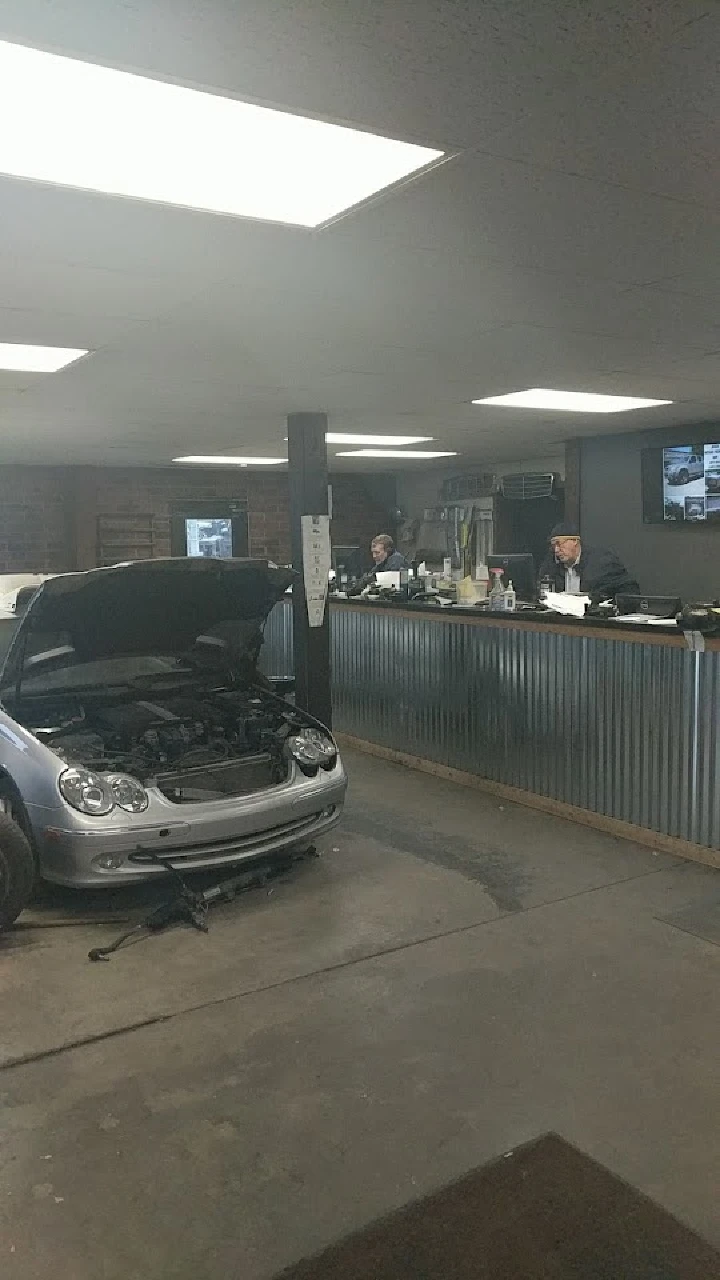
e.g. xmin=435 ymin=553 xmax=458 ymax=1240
xmin=261 ymin=599 xmax=720 ymax=855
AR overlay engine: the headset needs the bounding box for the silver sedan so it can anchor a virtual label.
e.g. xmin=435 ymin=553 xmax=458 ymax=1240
xmin=0 ymin=558 xmax=346 ymax=893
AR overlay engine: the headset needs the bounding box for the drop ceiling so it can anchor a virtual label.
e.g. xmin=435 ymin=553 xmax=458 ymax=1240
xmin=0 ymin=0 xmax=717 ymax=470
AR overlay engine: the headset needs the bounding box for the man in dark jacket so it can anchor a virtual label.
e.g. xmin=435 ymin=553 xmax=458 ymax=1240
xmin=346 ymin=533 xmax=409 ymax=595
xmin=369 ymin=533 xmax=409 ymax=574
xmin=539 ymin=522 xmax=639 ymax=601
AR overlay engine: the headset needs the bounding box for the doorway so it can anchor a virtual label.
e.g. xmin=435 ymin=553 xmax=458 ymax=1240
xmin=170 ymin=501 xmax=249 ymax=559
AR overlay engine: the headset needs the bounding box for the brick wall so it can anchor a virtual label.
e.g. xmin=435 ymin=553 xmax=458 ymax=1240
xmin=93 ymin=467 xmax=291 ymax=563
xmin=0 ymin=468 xmax=69 ymax=573
xmin=0 ymin=466 xmax=396 ymax=572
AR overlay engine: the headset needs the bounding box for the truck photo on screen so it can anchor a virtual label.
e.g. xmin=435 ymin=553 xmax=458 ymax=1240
xmin=662 ymin=443 xmax=720 ymax=522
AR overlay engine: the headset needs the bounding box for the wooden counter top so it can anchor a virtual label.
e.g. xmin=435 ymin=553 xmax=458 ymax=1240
xmin=325 ymin=595 xmax=720 ymax=650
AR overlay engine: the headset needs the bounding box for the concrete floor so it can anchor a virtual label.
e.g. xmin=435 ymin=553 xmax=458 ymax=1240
xmin=1 ymin=746 xmax=719 ymax=1277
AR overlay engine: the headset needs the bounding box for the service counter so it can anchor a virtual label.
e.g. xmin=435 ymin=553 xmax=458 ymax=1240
xmin=261 ymin=597 xmax=720 ymax=863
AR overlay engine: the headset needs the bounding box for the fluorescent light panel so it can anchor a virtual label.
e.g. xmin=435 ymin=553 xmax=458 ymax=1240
xmin=473 ymin=388 xmax=673 ymax=413
xmin=0 ymin=342 xmax=87 ymax=372
xmin=336 ymin=449 xmax=457 ymax=459
xmin=0 ymin=40 xmax=444 ymax=227
xmin=283 ymin=433 xmax=433 ymax=445
xmin=327 ymin=433 xmax=433 ymax=445
xmin=173 ymin=455 xmax=286 ymax=466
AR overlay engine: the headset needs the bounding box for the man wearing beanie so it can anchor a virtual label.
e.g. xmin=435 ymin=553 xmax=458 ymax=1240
xmin=538 ymin=522 xmax=639 ymax=602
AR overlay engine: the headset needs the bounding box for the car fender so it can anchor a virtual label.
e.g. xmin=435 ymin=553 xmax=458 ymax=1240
xmin=0 ymin=711 xmax=66 ymax=820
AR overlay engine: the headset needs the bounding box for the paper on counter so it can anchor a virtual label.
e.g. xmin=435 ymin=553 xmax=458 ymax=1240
xmin=544 ymin=591 xmax=591 ymax=618
xmin=606 ymin=614 xmax=677 ymax=626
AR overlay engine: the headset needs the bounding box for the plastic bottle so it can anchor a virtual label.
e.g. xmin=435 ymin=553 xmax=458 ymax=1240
xmin=504 ymin=579 xmax=516 ymax=612
xmin=538 ymin=575 xmax=551 ymax=603
xmin=475 ymin=561 xmax=490 ymax=600
xmin=489 ymin=568 xmax=506 ymax=611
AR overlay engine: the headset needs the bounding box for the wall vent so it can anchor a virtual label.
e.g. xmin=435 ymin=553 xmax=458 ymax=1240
xmin=500 ymin=472 xmax=555 ymax=501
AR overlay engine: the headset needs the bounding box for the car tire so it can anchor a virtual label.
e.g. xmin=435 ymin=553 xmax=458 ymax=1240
xmin=678 ymin=469 xmax=689 ymax=484
xmin=0 ymin=813 xmax=36 ymax=930
xmin=0 ymin=777 xmax=40 ymax=888
xmin=0 ymin=777 xmax=31 ymax=833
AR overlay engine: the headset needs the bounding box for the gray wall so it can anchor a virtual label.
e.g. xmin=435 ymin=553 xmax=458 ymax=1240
xmin=580 ymin=423 xmax=720 ymax=599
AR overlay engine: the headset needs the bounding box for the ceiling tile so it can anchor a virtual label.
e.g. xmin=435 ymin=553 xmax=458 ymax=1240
xmin=481 ymin=12 xmax=720 ymax=207
xmin=0 ymin=0 xmax=714 ymax=464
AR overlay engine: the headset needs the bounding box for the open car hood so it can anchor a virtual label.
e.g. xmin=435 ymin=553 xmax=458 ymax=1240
xmin=0 ymin=558 xmax=294 ymax=688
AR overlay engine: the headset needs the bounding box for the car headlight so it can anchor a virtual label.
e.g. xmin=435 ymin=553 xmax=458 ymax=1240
xmin=59 ymin=768 xmax=115 ymax=816
xmin=287 ymin=728 xmax=337 ymax=775
xmin=106 ymin=773 xmax=149 ymax=814
xmin=59 ymin=769 xmax=149 ymax=816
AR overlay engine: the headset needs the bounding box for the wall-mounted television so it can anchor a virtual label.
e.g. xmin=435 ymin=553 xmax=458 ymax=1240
xmin=641 ymin=441 xmax=720 ymax=525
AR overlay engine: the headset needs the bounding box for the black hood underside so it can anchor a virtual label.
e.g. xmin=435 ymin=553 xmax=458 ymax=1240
xmin=0 ymin=558 xmax=295 ymax=688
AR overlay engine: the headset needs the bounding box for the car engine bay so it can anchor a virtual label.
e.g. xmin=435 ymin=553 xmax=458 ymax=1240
xmin=14 ymin=684 xmax=309 ymax=801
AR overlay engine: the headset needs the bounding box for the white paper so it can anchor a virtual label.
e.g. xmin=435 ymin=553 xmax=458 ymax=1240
xmin=544 ymin=591 xmax=591 ymax=618
xmin=375 ymin=570 xmax=407 ymax=589
xmin=301 ymin=513 xmax=331 ymax=628
xmin=607 ymin=614 xmax=677 ymax=626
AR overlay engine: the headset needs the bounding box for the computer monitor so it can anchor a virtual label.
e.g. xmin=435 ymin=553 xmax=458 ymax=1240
xmin=332 ymin=545 xmax=364 ymax=580
xmin=487 ymin=553 xmax=536 ymax=603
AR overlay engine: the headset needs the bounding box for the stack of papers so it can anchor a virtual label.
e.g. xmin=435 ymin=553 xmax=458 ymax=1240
xmin=544 ymin=591 xmax=591 ymax=619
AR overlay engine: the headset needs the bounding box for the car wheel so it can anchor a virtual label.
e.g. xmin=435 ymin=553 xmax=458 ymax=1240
xmin=0 ymin=778 xmax=40 ymax=887
xmin=0 ymin=813 xmax=36 ymax=930
xmin=678 ymin=469 xmax=689 ymax=484
xmin=0 ymin=779 xmax=30 ymax=831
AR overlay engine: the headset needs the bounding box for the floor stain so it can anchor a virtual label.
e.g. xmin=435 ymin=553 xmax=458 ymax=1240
xmin=342 ymin=807 xmax=528 ymax=913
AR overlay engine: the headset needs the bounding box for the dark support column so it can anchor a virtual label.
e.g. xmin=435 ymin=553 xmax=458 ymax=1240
xmin=287 ymin=412 xmax=332 ymax=729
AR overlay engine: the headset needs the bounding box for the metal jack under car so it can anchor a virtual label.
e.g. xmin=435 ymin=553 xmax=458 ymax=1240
xmin=0 ymin=558 xmax=346 ymax=889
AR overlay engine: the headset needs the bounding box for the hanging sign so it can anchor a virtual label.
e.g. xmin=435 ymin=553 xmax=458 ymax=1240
xmin=301 ymin=514 xmax=331 ymax=628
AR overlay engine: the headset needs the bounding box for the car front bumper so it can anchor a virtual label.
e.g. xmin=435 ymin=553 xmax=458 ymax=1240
xmin=31 ymin=761 xmax=347 ymax=887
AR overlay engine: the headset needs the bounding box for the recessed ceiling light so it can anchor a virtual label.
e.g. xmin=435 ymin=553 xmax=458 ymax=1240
xmin=173 ymin=456 xmax=287 ymax=466
xmin=283 ymin=433 xmax=434 ymax=445
xmin=335 ymin=450 xmax=457 ymax=459
xmin=0 ymin=39 xmax=445 ymax=227
xmin=472 ymin=388 xmax=673 ymax=413
xmin=326 ymin=433 xmax=433 ymax=445
xmin=0 ymin=342 xmax=88 ymax=372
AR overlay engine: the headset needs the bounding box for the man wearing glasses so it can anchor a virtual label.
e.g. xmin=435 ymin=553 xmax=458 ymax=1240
xmin=539 ymin=522 xmax=639 ymax=602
